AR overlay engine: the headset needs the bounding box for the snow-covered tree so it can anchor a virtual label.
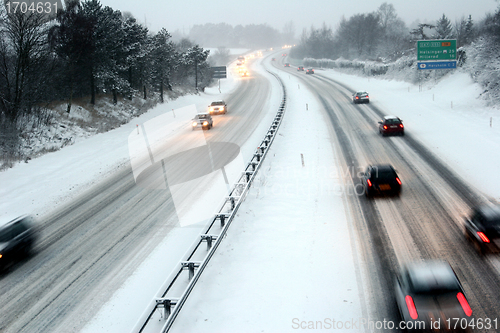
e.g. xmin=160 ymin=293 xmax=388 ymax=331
xmin=434 ymin=14 xmax=454 ymax=39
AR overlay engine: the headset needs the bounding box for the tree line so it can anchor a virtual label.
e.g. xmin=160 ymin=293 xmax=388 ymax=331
xmin=0 ymin=0 xmax=212 ymax=129
xmin=290 ymin=2 xmax=497 ymax=61
xmin=186 ymin=22 xmax=295 ymax=49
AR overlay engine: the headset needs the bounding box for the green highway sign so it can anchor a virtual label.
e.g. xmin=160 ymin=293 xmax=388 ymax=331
xmin=417 ymin=40 xmax=457 ymax=61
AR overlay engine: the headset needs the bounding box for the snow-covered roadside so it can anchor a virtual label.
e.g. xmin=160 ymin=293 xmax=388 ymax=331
xmin=168 ymin=62 xmax=367 ymax=332
xmin=317 ymin=69 xmax=500 ymax=202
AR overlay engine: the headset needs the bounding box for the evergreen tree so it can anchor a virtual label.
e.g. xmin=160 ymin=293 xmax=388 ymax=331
xmin=435 ymin=14 xmax=453 ymax=39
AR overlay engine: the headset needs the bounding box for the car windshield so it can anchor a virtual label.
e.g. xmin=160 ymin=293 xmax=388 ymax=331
xmin=373 ymin=170 xmax=396 ymax=180
xmin=211 ymin=102 xmax=224 ymax=106
xmin=197 ymin=114 xmax=208 ymax=119
xmin=0 ymin=227 xmax=12 ymax=243
xmin=484 ymin=216 xmax=500 ymax=226
xmin=385 ymin=118 xmax=400 ymax=124
xmin=410 ymin=277 xmax=461 ymax=295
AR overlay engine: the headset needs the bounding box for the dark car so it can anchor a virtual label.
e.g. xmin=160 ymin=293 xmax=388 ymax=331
xmin=284 ymin=63 xmax=290 ymax=67
xmin=395 ymin=260 xmax=472 ymax=332
xmin=464 ymin=204 xmax=500 ymax=255
xmin=272 ymin=58 xmax=276 ymax=61
xmin=379 ymin=116 xmax=404 ymax=136
xmin=0 ymin=215 xmax=38 ymax=269
xmin=362 ymin=164 xmax=401 ymax=197
xmin=208 ymin=100 xmax=227 ymax=114
xmin=191 ymin=113 xmax=213 ymax=130
xmin=297 ymin=66 xmax=304 ymax=71
xmin=306 ymin=68 xmax=314 ymax=74
xmin=352 ymin=91 xmax=369 ymax=104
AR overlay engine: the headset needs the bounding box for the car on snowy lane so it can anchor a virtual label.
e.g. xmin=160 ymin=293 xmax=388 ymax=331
xmin=191 ymin=113 xmax=213 ymax=130
xmin=379 ymin=116 xmax=404 ymax=136
xmin=0 ymin=215 xmax=38 ymax=271
xmin=352 ymin=91 xmax=369 ymax=104
xmin=208 ymin=100 xmax=227 ymax=115
xmin=362 ymin=164 xmax=401 ymax=197
xmin=394 ymin=260 xmax=472 ymax=332
xmin=464 ymin=204 xmax=500 ymax=255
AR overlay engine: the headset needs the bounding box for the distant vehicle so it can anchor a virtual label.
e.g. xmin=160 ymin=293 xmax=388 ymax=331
xmin=237 ymin=56 xmax=245 ymax=63
xmin=464 ymin=204 xmax=500 ymax=255
xmin=208 ymin=100 xmax=227 ymax=115
xmin=306 ymin=68 xmax=314 ymax=74
xmin=395 ymin=260 xmax=472 ymax=331
xmin=240 ymin=70 xmax=249 ymax=77
xmin=282 ymin=53 xmax=287 ymax=56
xmin=191 ymin=113 xmax=213 ymax=130
xmin=362 ymin=164 xmax=401 ymax=197
xmin=284 ymin=63 xmax=290 ymax=67
xmin=352 ymin=91 xmax=369 ymax=104
xmin=297 ymin=66 xmax=304 ymax=71
xmin=0 ymin=215 xmax=38 ymax=270
xmin=379 ymin=116 xmax=404 ymax=136
xmin=236 ymin=61 xmax=243 ymax=67
xmin=272 ymin=58 xmax=276 ymax=61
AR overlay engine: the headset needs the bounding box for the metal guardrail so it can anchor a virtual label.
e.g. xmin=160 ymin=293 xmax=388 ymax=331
xmin=132 ymin=70 xmax=286 ymax=333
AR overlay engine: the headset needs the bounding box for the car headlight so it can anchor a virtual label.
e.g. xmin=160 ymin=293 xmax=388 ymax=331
xmin=203 ymin=121 xmax=208 ymax=126
xmin=209 ymin=107 xmax=214 ymax=111
xmin=192 ymin=122 xmax=197 ymax=127
xmin=220 ymin=106 xmax=224 ymax=110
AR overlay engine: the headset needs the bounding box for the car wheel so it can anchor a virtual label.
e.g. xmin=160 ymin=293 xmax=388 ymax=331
xmin=401 ymin=131 xmax=405 ymax=136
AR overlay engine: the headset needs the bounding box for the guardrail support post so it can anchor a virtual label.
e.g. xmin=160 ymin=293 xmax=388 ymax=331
xmin=218 ymin=214 xmax=226 ymax=227
xmin=188 ymin=262 xmax=195 ymax=280
xmin=156 ymin=299 xmax=173 ymax=319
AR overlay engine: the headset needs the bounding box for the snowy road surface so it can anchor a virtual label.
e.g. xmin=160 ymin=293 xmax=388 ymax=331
xmin=0 ymin=49 xmax=500 ymax=333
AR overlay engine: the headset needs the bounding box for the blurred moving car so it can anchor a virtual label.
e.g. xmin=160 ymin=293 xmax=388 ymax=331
xmin=297 ymin=66 xmax=304 ymax=71
xmin=464 ymin=204 xmax=500 ymax=255
xmin=240 ymin=70 xmax=249 ymax=77
xmin=362 ymin=164 xmax=401 ymax=197
xmin=191 ymin=113 xmax=213 ymax=130
xmin=272 ymin=58 xmax=276 ymax=61
xmin=208 ymin=100 xmax=227 ymax=115
xmin=395 ymin=260 xmax=472 ymax=331
xmin=379 ymin=116 xmax=404 ymax=136
xmin=0 ymin=215 xmax=38 ymax=270
xmin=284 ymin=63 xmax=290 ymax=67
xmin=352 ymin=91 xmax=369 ymax=104
xmin=306 ymin=68 xmax=314 ymax=74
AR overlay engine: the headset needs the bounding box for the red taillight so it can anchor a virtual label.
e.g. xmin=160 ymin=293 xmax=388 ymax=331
xmin=400 ymin=124 xmax=404 ymax=128
xmin=383 ymin=125 xmax=388 ymax=129
xmin=367 ymin=179 xmax=372 ymax=187
xmin=356 ymin=96 xmax=359 ymax=99
xmin=396 ymin=177 xmax=402 ymax=185
xmin=405 ymin=295 xmax=418 ymax=319
xmin=457 ymin=292 xmax=472 ymax=317
xmin=477 ymin=231 xmax=490 ymax=243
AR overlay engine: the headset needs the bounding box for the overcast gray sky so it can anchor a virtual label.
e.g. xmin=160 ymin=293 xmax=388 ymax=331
xmin=100 ymin=0 xmax=498 ymax=36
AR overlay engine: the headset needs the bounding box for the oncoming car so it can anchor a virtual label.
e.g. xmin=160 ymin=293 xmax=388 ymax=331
xmin=362 ymin=164 xmax=401 ymax=197
xmin=352 ymin=91 xmax=369 ymax=104
xmin=208 ymin=100 xmax=227 ymax=115
xmin=379 ymin=116 xmax=404 ymax=136
xmin=395 ymin=260 xmax=472 ymax=332
xmin=464 ymin=204 xmax=500 ymax=255
xmin=0 ymin=215 xmax=38 ymax=270
xmin=191 ymin=113 xmax=213 ymax=130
